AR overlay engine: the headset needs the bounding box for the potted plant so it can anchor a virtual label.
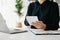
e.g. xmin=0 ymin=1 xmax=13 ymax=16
xmin=15 ymin=0 xmax=23 ymax=28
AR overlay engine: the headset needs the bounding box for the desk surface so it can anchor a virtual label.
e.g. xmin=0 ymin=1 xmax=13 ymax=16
xmin=0 ymin=30 xmax=60 ymax=40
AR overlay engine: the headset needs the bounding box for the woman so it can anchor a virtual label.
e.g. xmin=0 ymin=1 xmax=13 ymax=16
xmin=24 ymin=0 xmax=59 ymax=30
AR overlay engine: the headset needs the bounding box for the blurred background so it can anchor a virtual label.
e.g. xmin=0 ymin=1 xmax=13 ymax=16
xmin=0 ymin=0 xmax=60 ymax=29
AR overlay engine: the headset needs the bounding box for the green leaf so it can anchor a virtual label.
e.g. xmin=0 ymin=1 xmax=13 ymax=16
xmin=15 ymin=0 xmax=23 ymax=16
xmin=16 ymin=0 xmax=21 ymax=3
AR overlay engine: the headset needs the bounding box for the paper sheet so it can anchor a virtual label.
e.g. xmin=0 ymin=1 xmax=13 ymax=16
xmin=30 ymin=29 xmax=60 ymax=35
xmin=26 ymin=16 xmax=38 ymax=25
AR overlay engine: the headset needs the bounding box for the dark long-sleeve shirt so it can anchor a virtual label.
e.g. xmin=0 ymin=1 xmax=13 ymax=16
xmin=24 ymin=1 xmax=59 ymax=30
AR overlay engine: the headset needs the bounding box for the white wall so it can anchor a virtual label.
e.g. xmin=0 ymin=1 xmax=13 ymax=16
xmin=0 ymin=0 xmax=30 ymax=29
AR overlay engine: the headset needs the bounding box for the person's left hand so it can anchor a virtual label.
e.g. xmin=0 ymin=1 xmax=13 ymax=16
xmin=32 ymin=21 xmax=46 ymax=30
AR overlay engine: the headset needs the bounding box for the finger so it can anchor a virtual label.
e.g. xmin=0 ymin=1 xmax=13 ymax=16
xmin=32 ymin=23 xmax=43 ymax=29
xmin=32 ymin=23 xmax=38 ymax=26
xmin=32 ymin=21 xmax=41 ymax=26
xmin=32 ymin=23 xmax=41 ymax=27
xmin=39 ymin=21 xmax=43 ymax=23
xmin=32 ymin=22 xmax=34 ymax=24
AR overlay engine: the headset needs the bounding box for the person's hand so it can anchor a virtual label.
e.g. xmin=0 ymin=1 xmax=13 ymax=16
xmin=32 ymin=21 xmax=46 ymax=30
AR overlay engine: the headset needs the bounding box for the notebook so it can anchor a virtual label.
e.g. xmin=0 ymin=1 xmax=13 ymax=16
xmin=30 ymin=29 xmax=60 ymax=35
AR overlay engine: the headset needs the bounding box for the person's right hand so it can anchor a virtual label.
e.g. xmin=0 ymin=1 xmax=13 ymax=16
xmin=32 ymin=21 xmax=46 ymax=30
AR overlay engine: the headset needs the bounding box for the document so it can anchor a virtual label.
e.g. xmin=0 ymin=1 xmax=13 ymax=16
xmin=30 ymin=29 xmax=60 ymax=35
xmin=26 ymin=16 xmax=38 ymax=25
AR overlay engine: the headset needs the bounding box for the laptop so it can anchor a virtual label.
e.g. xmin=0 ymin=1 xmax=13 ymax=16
xmin=0 ymin=13 xmax=27 ymax=34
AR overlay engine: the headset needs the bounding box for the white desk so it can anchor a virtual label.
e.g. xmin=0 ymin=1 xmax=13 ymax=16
xmin=0 ymin=30 xmax=60 ymax=40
